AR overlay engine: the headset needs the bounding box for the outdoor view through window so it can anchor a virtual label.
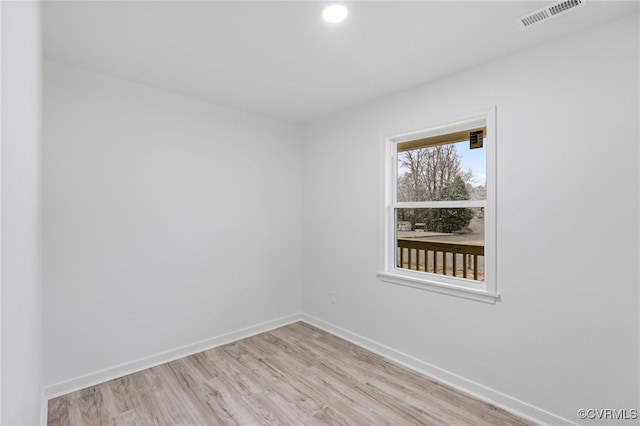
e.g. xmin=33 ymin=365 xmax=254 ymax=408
xmin=396 ymin=128 xmax=486 ymax=282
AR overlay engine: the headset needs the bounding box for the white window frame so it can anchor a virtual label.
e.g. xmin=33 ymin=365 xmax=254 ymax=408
xmin=377 ymin=107 xmax=499 ymax=303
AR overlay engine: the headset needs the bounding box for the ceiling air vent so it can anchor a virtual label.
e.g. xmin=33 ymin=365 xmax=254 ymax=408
xmin=517 ymin=0 xmax=586 ymax=29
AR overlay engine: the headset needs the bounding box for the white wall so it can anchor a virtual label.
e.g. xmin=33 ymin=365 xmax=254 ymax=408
xmin=1 ymin=1 xmax=44 ymax=424
xmin=302 ymin=15 xmax=639 ymax=425
xmin=43 ymin=61 xmax=302 ymax=387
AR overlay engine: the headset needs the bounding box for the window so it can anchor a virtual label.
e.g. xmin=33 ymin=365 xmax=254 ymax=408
xmin=377 ymin=108 xmax=498 ymax=303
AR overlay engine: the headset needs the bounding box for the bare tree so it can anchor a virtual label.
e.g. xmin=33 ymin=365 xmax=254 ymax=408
xmin=398 ymin=145 xmax=464 ymax=202
xmin=397 ymin=145 xmax=476 ymax=232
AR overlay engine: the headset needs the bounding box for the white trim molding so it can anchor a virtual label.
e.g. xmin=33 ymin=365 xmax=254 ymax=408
xmin=42 ymin=311 xmax=577 ymax=425
xmin=302 ymin=314 xmax=577 ymax=426
xmin=378 ymin=107 xmax=499 ymax=303
xmin=43 ymin=313 xmax=303 ymax=400
xmin=41 ymin=313 xmax=576 ymax=426
xmin=377 ymin=271 xmax=500 ymax=303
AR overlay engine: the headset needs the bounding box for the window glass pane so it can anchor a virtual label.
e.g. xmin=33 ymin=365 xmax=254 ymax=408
xmin=396 ymin=207 xmax=485 ymax=282
xmin=397 ymin=140 xmax=486 ymax=202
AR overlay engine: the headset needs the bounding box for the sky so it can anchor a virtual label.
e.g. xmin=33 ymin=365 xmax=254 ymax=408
xmin=457 ymin=140 xmax=486 ymax=187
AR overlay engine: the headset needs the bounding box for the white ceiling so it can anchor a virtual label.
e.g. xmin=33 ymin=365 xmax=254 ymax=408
xmin=42 ymin=1 xmax=638 ymax=123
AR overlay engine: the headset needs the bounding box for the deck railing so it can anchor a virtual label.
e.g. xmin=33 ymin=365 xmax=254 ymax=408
xmin=397 ymin=238 xmax=484 ymax=280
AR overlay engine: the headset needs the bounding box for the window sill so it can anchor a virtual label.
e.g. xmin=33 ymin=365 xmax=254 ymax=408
xmin=376 ymin=271 xmax=500 ymax=304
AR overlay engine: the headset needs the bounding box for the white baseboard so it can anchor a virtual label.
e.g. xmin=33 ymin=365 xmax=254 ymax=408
xmin=43 ymin=312 xmax=303 ymax=400
xmin=301 ymin=313 xmax=576 ymax=426
xmin=42 ymin=311 xmax=575 ymax=426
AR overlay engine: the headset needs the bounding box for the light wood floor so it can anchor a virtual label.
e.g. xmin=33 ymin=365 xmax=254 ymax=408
xmin=48 ymin=322 xmax=535 ymax=425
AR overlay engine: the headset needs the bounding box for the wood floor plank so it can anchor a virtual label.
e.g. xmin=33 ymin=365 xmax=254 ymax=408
xmin=128 ymin=370 xmax=184 ymax=426
xmin=241 ymin=330 xmax=287 ymax=356
xmin=312 ymin=359 xmax=415 ymax=425
xmin=68 ymin=390 xmax=110 ymax=426
xmin=309 ymin=405 xmax=352 ymax=426
xmin=145 ymin=366 xmax=197 ymax=424
xmin=261 ymin=351 xmax=352 ymax=414
xmin=232 ymin=346 xmax=324 ymax=418
xmin=110 ymin=408 xmax=148 ymax=426
xmin=47 ymin=395 xmax=71 ymax=426
xmin=47 ymin=322 xmax=538 ymax=426
xmin=153 ymin=362 xmax=219 ymax=424
xmin=187 ymin=351 xmax=221 ymax=381
xmin=101 ymin=376 xmax=138 ymax=417
xmin=201 ymin=376 xmax=261 ymax=425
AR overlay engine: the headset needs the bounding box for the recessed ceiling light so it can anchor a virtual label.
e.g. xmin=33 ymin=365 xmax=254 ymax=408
xmin=323 ymin=4 xmax=348 ymax=24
